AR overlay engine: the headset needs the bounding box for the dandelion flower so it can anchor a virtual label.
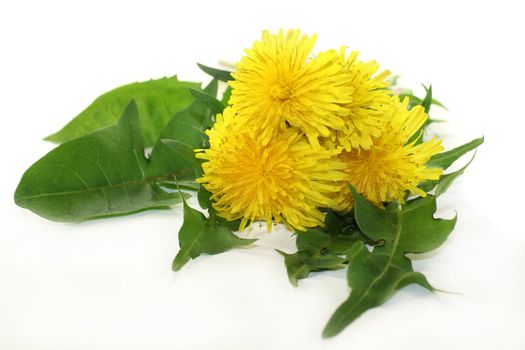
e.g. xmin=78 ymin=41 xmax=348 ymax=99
xmin=196 ymin=107 xmax=348 ymax=232
xmin=229 ymin=29 xmax=352 ymax=147
xmin=338 ymin=96 xmax=443 ymax=210
xmin=329 ymin=47 xmax=392 ymax=151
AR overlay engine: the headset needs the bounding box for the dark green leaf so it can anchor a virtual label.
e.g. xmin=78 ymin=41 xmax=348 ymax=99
xmin=323 ymin=210 xmax=346 ymax=233
xmin=45 ymin=76 xmax=200 ymax=147
xmin=197 ymin=187 xmax=212 ymax=209
xmin=406 ymin=85 xmax=432 ymax=145
xmin=172 ymin=199 xmax=256 ymax=271
xmin=277 ymin=250 xmax=346 ymax=286
xmin=421 ymin=84 xmax=432 ymax=114
xmin=322 ymin=186 xmax=456 ymax=338
xmin=398 ymin=81 xmax=446 ymax=111
xmin=297 ymin=228 xmax=358 ymax=254
xmin=197 ymin=63 xmax=233 ymax=82
xmin=14 ymin=101 xmax=205 ymax=222
xmin=210 ymin=209 xmax=242 ymax=232
xmin=279 ymin=227 xmax=360 ymax=286
xmin=427 ymin=137 xmax=484 ymax=169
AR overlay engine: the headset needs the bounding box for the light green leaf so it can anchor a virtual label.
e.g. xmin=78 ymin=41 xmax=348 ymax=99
xmin=203 ymin=78 xmax=219 ymax=98
xmin=161 ymin=139 xmax=202 ymax=177
xmin=428 ymin=137 xmax=484 ymax=169
xmin=172 ymin=199 xmax=257 ymax=271
xmin=197 ymin=63 xmax=233 ymax=82
xmin=322 ymin=186 xmax=456 ymax=338
xmin=419 ymin=137 xmax=484 ymax=193
xmin=435 ymin=152 xmax=477 ymax=197
xmin=14 ymin=100 xmax=205 ymax=222
xmin=221 ymin=86 xmax=232 ymax=107
xmin=190 ymin=88 xmax=225 ymax=117
xmin=143 ymin=79 xmax=219 ymax=181
xmin=45 ymin=76 xmax=200 ymax=147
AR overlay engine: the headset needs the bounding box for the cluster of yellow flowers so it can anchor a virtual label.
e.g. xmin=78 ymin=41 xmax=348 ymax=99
xmin=196 ymin=29 xmax=443 ymax=232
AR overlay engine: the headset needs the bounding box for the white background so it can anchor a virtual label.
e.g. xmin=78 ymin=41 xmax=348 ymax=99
xmin=1 ymin=1 xmax=524 ymax=349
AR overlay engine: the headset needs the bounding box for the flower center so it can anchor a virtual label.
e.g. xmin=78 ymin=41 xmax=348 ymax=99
xmin=270 ymin=84 xmax=291 ymax=101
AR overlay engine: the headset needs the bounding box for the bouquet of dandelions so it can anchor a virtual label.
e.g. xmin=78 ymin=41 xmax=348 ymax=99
xmin=15 ymin=29 xmax=483 ymax=337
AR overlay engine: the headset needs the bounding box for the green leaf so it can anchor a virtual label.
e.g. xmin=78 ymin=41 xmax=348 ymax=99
xmin=322 ymin=186 xmax=456 ymax=338
xmin=428 ymin=136 xmax=484 ymax=169
xmin=209 ymin=210 xmax=242 ymax=232
xmin=161 ymin=139 xmax=202 ymax=177
xmin=279 ymin=226 xmax=360 ymax=286
xmin=420 ymin=84 xmax=432 ymax=114
xmin=172 ymin=199 xmax=257 ymax=271
xmin=406 ymin=85 xmax=432 ymax=145
xmin=418 ymin=137 xmax=484 ymax=193
xmin=221 ymin=86 xmax=232 ymax=107
xmin=197 ymin=186 xmax=212 ymax=209
xmin=203 ymin=78 xmax=219 ymax=98
xmin=399 ymin=94 xmax=446 ymax=111
xmin=296 ymin=228 xmax=358 ymax=254
xmin=190 ymin=88 xmax=225 ymax=117
xmin=434 ymin=152 xmax=477 ymax=197
xmin=277 ymin=249 xmax=346 ymax=286
xmin=45 ymin=76 xmax=200 ymax=147
xmin=14 ymin=100 xmax=206 ymax=222
xmin=197 ymin=63 xmax=233 ymax=82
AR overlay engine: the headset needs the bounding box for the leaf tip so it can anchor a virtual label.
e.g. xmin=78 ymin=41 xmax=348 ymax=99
xmin=240 ymin=238 xmax=258 ymax=246
xmin=43 ymin=133 xmax=60 ymax=143
xmin=321 ymin=324 xmax=340 ymax=339
xmin=172 ymin=251 xmax=190 ymax=272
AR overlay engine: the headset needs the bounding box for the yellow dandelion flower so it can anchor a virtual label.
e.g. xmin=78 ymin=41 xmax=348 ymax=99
xmin=196 ymin=107 xmax=348 ymax=232
xmin=338 ymin=96 xmax=443 ymax=210
xmin=228 ymin=29 xmax=352 ymax=147
xmin=329 ymin=47 xmax=392 ymax=151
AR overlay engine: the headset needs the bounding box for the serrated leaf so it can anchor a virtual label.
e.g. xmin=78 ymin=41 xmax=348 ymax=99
xmin=322 ymin=186 xmax=456 ymax=338
xmin=45 ymin=76 xmax=201 ymax=147
xmin=279 ymin=227 xmax=360 ymax=286
xmin=14 ymin=100 xmax=208 ymax=222
xmin=297 ymin=228 xmax=358 ymax=254
xmin=428 ymin=136 xmax=484 ymax=169
xmin=277 ymin=249 xmax=346 ymax=286
xmin=172 ymin=199 xmax=256 ymax=271
xmin=197 ymin=63 xmax=233 ymax=82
